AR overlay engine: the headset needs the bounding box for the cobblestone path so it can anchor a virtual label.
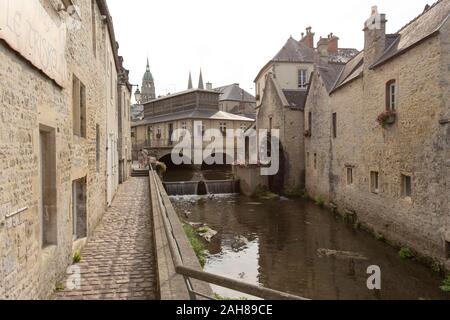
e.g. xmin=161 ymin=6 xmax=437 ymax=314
xmin=55 ymin=177 xmax=157 ymax=300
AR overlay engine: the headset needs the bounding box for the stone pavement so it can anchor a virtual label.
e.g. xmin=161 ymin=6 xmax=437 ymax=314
xmin=55 ymin=177 xmax=157 ymax=300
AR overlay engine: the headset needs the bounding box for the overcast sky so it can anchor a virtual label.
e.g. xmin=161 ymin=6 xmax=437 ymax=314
xmin=107 ymin=0 xmax=432 ymax=100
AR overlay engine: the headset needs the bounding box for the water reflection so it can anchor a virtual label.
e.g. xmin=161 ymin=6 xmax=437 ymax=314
xmin=171 ymin=194 xmax=449 ymax=300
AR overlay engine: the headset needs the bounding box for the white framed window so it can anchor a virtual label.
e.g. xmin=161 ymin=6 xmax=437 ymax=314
xmin=220 ymin=122 xmax=227 ymax=136
xmin=386 ymin=80 xmax=396 ymax=111
xmin=298 ymin=69 xmax=308 ymax=89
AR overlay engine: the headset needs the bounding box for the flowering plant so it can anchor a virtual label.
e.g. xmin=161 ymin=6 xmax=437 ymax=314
xmin=376 ymin=110 xmax=396 ymax=128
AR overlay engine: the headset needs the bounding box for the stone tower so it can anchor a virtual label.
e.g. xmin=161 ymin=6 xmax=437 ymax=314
xmin=141 ymin=58 xmax=156 ymax=102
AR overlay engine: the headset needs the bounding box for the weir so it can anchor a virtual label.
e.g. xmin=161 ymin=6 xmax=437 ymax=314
xmin=163 ymin=180 xmax=239 ymax=196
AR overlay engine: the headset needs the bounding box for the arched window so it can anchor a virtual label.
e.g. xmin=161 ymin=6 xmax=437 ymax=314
xmin=386 ymin=80 xmax=396 ymax=111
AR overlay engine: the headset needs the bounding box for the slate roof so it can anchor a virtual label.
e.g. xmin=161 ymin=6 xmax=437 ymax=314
xmin=316 ymin=62 xmax=345 ymax=93
xmin=131 ymin=109 xmax=255 ymax=127
xmin=254 ymin=37 xmax=315 ymax=81
xmin=371 ymin=0 xmax=450 ymax=69
xmin=282 ymin=90 xmax=308 ymax=110
xmin=330 ymin=0 xmax=449 ymax=93
xmin=215 ymin=84 xmax=256 ymax=103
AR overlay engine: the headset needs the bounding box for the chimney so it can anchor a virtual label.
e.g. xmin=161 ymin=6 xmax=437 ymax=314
xmin=300 ymin=26 xmax=315 ymax=48
xmin=327 ymin=33 xmax=339 ymax=54
xmin=363 ymin=6 xmax=387 ymax=67
xmin=317 ymin=37 xmax=329 ymax=58
xmin=206 ymin=82 xmax=212 ymax=90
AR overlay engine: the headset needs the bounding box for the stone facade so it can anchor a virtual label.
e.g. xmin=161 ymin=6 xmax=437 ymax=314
xmin=0 ymin=0 xmax=130 ymax=299
xmin=305 ymin=2 xmax=450 ymax=267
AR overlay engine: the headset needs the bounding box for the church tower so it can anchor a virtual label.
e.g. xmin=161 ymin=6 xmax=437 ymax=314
xmin=141 ymin=58 xmax=156 ymax=103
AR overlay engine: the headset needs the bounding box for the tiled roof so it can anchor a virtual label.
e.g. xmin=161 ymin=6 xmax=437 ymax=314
xmin=131 ymin=109 xmax=255 ymax=127
xmin=282 ymin=90 xmax=308 ymax=110
xmin=272 ymin=37 xmax=315 ymax=63
xmin=214 ymin=84 xmax=256 ymax=103
xmin=371 ymin=0 xmax=450 ymax=69
xmin=331 ymin=52 xmax=364 ymax=93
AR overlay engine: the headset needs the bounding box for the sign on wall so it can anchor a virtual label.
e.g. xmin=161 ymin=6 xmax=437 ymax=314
xmin=0 ymin=0 xmax=67 ymax=87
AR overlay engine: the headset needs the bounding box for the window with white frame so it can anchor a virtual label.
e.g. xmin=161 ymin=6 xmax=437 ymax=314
xmin=298 ymin=69 xmax=308 ymax=89
xmin=386 ymin=80 xmax=396 ymax=111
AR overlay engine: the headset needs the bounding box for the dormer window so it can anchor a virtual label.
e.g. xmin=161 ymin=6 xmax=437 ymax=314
xmin=298 ymin=69 xmax=308 ymax=89
xmin=386 ymin=80 xmax=396 ymax=111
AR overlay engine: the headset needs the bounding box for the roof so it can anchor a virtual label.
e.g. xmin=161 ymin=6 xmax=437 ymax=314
xmin=316 ymin=62 xmax=345 ymax=93
xmin=371 ymin=0 xmax=450 ymax=69
xmin=214 ymin=84 xmax=256 ymax=103
xmin=131 ymin=109 xmax=255 ymax=127
xmin=282 ymin=90 xmax=308 ymax=110
xmin=328 ymin=48 xmax=360 ymax=64
xmin=254 ymin=37 xmax=315 ymax=82
xmin=142 ymin=88 xmax=220 ymax=106
xmin=143 ymin=58 xmax=154 ymax=82
xmin=331 ymin=51 xmax=364 ymax=93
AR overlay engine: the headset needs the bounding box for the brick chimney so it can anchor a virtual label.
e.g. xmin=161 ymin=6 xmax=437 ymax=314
xmin=317 ymin=37 xmax=329 ymax=58
xmin=363 ymin=6 xmax=387 ymax=67
xmin=300 ymin=27 xmax=315 ymax=48
xmin=327 ymin=33 xmax=339 ymax=54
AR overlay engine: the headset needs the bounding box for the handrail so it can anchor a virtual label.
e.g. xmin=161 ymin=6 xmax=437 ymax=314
xmin=149 ymin=164 xmax=308 ymax=300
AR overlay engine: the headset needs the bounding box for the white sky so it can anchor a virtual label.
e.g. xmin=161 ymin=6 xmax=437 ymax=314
xmin=107 ymin=0 xmax=432 ymax=99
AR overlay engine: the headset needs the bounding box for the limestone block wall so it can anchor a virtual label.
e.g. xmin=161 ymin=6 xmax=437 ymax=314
xmin=0 ymin=0 xmax=120 ymax=299
xmin=256 ymin=76 xmax=305 ymax=191
xmin=305 ymin=29 xmax=449 ymax=264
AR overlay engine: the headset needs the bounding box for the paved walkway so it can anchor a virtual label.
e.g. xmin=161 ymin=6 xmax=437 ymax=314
xmin=55 ymin=177 xmax=157 ymax=300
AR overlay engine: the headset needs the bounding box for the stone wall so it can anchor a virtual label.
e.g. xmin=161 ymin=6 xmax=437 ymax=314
xmin=257 ymin=75 xmax=305 ymax=191
xmin=304 ymin=23 xmax=450 ymax=266
xmin=0 ymin=0 xmax=124 ymax=299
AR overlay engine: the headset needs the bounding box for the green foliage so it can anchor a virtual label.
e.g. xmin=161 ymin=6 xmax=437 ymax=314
xmin=431 ymin=260 xmax=442 ymax=273
xmin=252 ymin=185 xmax=279 ymax=200
xmin=55 ymin=282 xmax=65 ymax=291
xmin=73 ymin=250 xmax=82 ymax=264
xmin=315 ymin=196 xmax=325 ymax=207
xmin=182 ymin=223 xmax=207 ymax=267
xmin=156 ymin=161 xmax=167 ymax=174
xmin=283 ymin=185 xmax=304 ymax=198
xmin=398 ymin=247 xmax=415 ymax=260
xmin=213 ymin=293 xmax=248 ymax=301
xmin=440 ymin=276 xmax=450 ymax=292
xmin=375 ymin=233 xmax=385 ymax=242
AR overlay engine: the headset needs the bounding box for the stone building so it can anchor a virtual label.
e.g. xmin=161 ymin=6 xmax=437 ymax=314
xmin=250 ymin=28 xmax=357 ymax=192
xmin=0 ymin=0 xmax=130 ymax=299
xmin=214 ymin=83 xmax=256 ymax=119
xmin=118 ymin=56 xmax=133 ymax=184
xmin=131 ymin=83 xmax=254 ymax=163
xmin=304 ymin=2 xmax=450 ymax=268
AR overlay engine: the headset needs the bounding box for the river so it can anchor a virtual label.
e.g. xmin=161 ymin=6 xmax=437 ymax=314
xmin=164 ymin=167 xmax=449 ymax=300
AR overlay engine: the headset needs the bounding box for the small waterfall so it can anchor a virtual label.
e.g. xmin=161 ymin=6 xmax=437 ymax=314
xmin=163 ymin=181 xmax=198 ymax=196
xmin=205 ymin=180 xmax=239 ymax=195
xmin=163 ymin=180 xmax=239 ymax=196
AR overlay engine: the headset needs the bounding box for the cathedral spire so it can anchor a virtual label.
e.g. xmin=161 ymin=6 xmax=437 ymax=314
xmin=188 ymin=71 xmax=193 ymax=90
xmin=198 ymin=69 xmax=204 ymax=90
xmin=146 ymin=57 xmax=150 ymax=71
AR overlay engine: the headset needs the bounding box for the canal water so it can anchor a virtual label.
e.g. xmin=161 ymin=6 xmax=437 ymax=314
xmin=165 ymin=167 xmax=449 ymax=300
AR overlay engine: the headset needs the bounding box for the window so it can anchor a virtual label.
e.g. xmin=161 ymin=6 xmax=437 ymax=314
xmin=298 ymin=69 xmax=308 ymax=89
xmin=332 ymin=113 xmax=337 ymax=138
xmin=240 ymin=123 xmax=247 ymax=131
xmin=181 ymin=121 xmax=187 ymax=130
xmin=314 ymin=153 xmax=317 ymax=170
xmin=39 ymin=126 xmax=57 ymax=247
xmin=386 ymin=80 xmax=396 ymax=111
xmin=96 ymin=124 xmax=100 ymax=172
xmin=220 ymin=122 xmax=227 ymax=136
xmin=306 ymin=152 xmax=310 ymax=167
xmin=346 ymin=167 xmax=353 ymax=185
xmin=91 ymin=0 xmax=97 ymax=57
xmin=269 ymin=117 xmax=273 ymax=132
xmin=72 ymin=177 xmax=87 ymax=240
xmin=72 ymin=75 xmax=86 ymax=137
xmin=110 ymin=62 xmax=113 ymax=100
xmin=401 ymin=174 xmax=412 ymax=198
xmin=370 ymin=171 xmax=379 ymax=194
xmin=156 ymin=128 xmax=161 ymax=139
